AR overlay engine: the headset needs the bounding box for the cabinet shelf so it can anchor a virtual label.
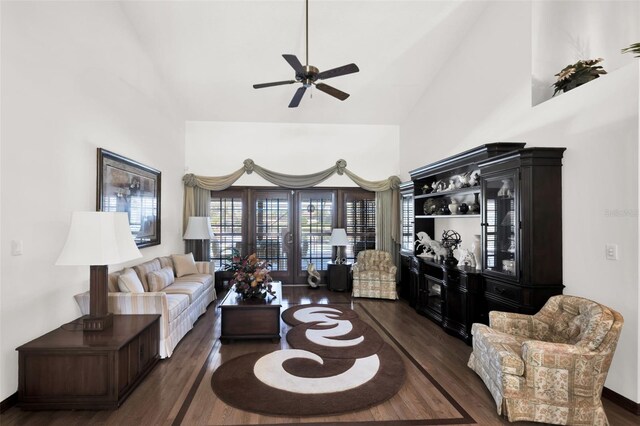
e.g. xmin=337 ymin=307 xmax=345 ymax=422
xmin=416 ymin=214 xmax=480 ymax=219
xmin=415 ymin=187 xmax=480 ymax=199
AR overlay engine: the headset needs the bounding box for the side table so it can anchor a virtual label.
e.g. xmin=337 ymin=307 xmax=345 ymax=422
xmin=327 ymin=262 xmax=352 ymax=291
xmin=16 ymin=314 xmax=160 ymax=410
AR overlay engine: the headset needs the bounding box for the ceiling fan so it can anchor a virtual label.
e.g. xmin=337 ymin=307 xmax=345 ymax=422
xmin=252 ymin=0 xmax=359 ymax=108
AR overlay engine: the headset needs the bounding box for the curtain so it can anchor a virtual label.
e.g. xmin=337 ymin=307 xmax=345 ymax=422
xmin=183 ymin=186 xmax=211 ymax=259
xmin=183 ymin=159 xmax=401 ymax=266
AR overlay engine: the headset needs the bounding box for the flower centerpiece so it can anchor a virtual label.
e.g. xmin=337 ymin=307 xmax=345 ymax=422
xmin=228 ymin=252 xmax=275 ymax=300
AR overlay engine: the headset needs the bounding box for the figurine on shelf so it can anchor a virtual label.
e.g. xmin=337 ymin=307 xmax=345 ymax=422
xmin=458 ymin=172 xmax=471 ymax=188
xmin=457 ymin=248 xmax=477 ymax=268
xmin=447 ymin=179 xmax=456 ymax=191
xmin=421 ymin=184 xmax=432 ymax=194
xmin=432 ymin=180 xmax=446 ymax=193
xmin=468 ymin=169 xmax=480 ymax=186
xmin=415 ymin=232 xmax=447 ymax=261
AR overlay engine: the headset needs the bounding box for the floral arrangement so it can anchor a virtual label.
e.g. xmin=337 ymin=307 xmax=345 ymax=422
xmin=228 ymin=252 xmax=275 ymax=299
xmin=552 ymin=58 xmax=607 ymax=96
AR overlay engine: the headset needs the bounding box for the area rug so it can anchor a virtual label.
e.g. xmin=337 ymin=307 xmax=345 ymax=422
xmin=211 ymin=304 xmax=406 ymax=416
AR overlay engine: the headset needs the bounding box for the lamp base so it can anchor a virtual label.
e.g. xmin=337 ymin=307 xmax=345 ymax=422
xmin=83 ymin=313 xmax=113 ymax=331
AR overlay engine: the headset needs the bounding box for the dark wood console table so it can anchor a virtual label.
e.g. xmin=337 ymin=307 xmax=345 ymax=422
xmin=219 ymin=281 xmax=282 ymax=343
xmin=16 ymin=314 xmax=160 ymax=410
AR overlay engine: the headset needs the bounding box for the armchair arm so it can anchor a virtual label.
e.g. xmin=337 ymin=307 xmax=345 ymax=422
xmin=522 ymin=340 xmax=610 ymax=399
xmin=195 ymin=261 xmax=214 ymax=275
xmin=489 ymin=311 xmax=535 ymax=338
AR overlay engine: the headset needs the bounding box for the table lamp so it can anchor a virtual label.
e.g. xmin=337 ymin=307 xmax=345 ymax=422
xmin=183 ymin=216 xmax=215 ymax=261
xmin=330 ymin=228 xmax=349 ymax=264
xmin=56 ymin=212 xmax=142 ymax=331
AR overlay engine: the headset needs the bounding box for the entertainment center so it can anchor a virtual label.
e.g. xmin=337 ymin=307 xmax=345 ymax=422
xmin=400 ymin=143 xmax=566 ymax=343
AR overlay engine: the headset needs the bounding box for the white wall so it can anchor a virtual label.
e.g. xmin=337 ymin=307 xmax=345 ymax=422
xmin=0 ymin=2 xmax=185 ymax=401
xmin=400 ymin=1 xmax=639 ymax=403
xmin=185 ymin=121 xmax=399 ymax=186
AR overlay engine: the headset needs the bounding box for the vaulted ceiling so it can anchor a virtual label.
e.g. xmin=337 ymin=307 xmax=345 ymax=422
xmin=121 ymin=0 xmax=487 ymax=125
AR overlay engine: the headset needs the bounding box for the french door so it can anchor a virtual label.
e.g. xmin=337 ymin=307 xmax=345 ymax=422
xmin=250 ymin=189 xmax=335 ymax=283
xmin=210 ymin=187 xmax=374 ymax=284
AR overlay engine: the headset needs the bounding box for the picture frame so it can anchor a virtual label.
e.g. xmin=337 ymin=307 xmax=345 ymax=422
xmin=97 ymin=148 xmax=161 ymax=248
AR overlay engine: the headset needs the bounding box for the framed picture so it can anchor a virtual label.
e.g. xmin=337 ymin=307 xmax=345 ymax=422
xmin=97 ymin=148 xmax=161 ymax=248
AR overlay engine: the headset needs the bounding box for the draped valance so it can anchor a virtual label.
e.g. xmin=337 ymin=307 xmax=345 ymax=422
xmin=182 ymin=159 xmax=400 ymax=262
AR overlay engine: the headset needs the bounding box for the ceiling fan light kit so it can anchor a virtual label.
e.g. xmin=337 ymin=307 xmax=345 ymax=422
xmin=253 ymin=0 xmax=359 ymax=108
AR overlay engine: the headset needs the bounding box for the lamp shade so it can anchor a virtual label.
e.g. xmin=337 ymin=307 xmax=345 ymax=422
xmin=330 ymin=228 xmax=349 ymax=246
xmin=183 ymin=216 xmax=214 ymax=240
xmin=56 ymin=212 xmax=142 ymax=266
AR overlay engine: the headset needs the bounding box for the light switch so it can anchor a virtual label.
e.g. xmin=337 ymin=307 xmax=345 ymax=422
xmin=605 ymin=244 xmax=618 ymax=261
xmin=11 ymin=240 xmax=23 ymax=256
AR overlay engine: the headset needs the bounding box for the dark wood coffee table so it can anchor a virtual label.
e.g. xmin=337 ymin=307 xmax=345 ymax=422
xmin=219 ymin=281 xmax=281 ymax=343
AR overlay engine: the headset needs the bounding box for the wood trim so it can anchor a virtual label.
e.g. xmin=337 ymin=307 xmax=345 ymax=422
xmin=0 ymin=392 xmax=17 ymax=414
xmin=602 ymin=386 xmax=640 ymax=416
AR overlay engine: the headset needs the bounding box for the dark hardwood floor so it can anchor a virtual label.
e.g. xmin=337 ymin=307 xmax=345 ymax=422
xmin=2 ymin=285 xmax=637 ymax=425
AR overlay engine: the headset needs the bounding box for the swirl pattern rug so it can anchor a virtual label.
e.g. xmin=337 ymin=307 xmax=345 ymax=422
xmin=211 ymin=304 xmax=406 ymax=416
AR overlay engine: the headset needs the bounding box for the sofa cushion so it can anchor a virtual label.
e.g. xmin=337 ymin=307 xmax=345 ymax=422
xmin=162 ymin=282 xmax=205 ymax=303
xmin=172 ymin=253 xmax=199 ymax=277
xmin=166 ymin=293 xmax=190 ymax=323
xmin=175 ymin=273 xmax=213 ymax=287
xmin=133 ymin=258 xmax=162 ymax=292
xmin=158 ymin=256 xmax=174 ymax=271
xmin=118 ymin=268 xmax=145 ymax=293
xmin=108 ymin=270 xmax=123 ymax=293
xmin=147 ymin=267 xmax=176 ymax=292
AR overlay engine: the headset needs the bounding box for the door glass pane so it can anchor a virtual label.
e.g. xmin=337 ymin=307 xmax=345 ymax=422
xmin=299 ymin=193 xmax=334 ymax=271
xmin=255 ymin=194 xmax=289 ymax=271
xmin=484 ymin=174 xmax=517 ymax=276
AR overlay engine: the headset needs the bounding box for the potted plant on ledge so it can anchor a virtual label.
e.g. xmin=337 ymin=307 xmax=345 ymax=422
xmin=552 ymin=58 xmax=607 ymax=96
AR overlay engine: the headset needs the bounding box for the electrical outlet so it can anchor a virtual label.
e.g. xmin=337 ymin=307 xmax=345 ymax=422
xmin=605 ymin=244 xmax=618 ymax=260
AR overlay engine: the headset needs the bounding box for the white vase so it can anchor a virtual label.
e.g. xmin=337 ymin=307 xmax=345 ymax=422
xmin=471 ymin=234 xmax=481 ymax=270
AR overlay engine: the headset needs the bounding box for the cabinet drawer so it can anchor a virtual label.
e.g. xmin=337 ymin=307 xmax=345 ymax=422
xmin=485 ymin=280 xmax=520 ymax=303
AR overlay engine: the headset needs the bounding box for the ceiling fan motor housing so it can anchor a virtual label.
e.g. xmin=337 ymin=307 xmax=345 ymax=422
xmin=297 ymin=65 xmax=319 ymax=87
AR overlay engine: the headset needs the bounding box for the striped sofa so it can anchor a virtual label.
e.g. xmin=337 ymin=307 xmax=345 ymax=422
xmin=75 ymin=255 xmax=216 ymax=358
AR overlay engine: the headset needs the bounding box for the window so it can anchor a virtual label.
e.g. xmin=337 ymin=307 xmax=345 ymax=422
xmin=343 ymin=191 xmax=376 ymax=263
xmin=209 ymin=190 xmax=245 ymax=270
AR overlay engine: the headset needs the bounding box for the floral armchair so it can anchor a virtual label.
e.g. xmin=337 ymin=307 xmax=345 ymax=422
xmin=468 ymin=295 xmax=623 ymax=425
xmin=351 ymin=250 xmax=397 ymax=300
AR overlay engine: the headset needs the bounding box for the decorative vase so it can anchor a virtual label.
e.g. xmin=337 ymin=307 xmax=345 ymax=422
xmin=471 ymin=234 xmax=481 ymax=270
xmin=469 ymin=193 xmax=480 ymax=214
xmin=448 ymin=200 xmax=459 ymax=215
xmin=458 ymin=203 xmax=469 ymax=215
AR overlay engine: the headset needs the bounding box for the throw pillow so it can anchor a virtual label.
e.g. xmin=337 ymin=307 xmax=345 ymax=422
xmin=118 ymin=268 xmax=145 ymax=293
xmin=172 ymin=253 xmax=199 ymax=278
xmin=147 ymin=267 xmax=176 ymax=292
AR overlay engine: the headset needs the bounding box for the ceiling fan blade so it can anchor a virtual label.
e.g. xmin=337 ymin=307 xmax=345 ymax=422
xmin=282 ymin=54 xmax=304 ymax=74
xmin=317 ymin=63 xmax=359 ymax=80
xmin=253 ymin=80 xmax=296 ymax=89
xmin=288 ymin=86 xmax=307 ymax=108
xmin=315 ymin=83 xmax=349 ymax=101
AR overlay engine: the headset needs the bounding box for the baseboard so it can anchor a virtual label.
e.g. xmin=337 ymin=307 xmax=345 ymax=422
xmin=603 ymin=386 xmax=640 ymax=415
xmin=0 ymin=392 xmax=17 ymax=414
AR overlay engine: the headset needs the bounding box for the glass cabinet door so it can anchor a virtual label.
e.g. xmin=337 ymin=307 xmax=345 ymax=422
xmin=482 ymin=171 xmax=518 ymax=280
